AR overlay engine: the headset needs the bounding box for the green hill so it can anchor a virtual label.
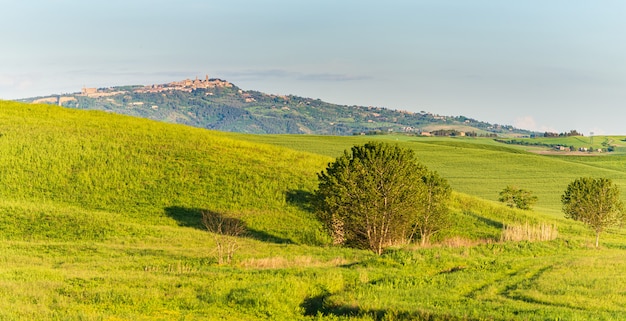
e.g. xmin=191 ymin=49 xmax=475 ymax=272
xmin=2 ymin=101 xmax=626 ymax=320
xmin=230 ymin=134 xmax=626 ymax=215
xmin=0 ymin=100 xmax=331 ymax=245
xmin=19 ymin=78 xmax=537 ymax=136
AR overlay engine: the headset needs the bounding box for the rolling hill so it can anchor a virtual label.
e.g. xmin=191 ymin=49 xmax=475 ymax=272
xmin=19 ymin=77 xmax=537 ymax=136
xmin=1 ymin=100 xmax=626 ymax=320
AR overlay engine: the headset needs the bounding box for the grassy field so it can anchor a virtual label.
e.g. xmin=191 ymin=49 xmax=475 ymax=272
xmin=494 ymin=135 xmax=626 ymax=154
xmin=1 ymin=101 xmax=626 ymax=320
xmin=233 ymin=134 xmax=626 ymax=215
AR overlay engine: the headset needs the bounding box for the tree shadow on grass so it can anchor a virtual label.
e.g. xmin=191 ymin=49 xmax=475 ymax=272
xmin=300 ymin=292 xmax=449 ymax=321
xmin=286 ymin=189 xmax=316 ymax=213
xmin=164 ymin=206 xmax=205 ymax=229
xmin=465 ymin=211 xmax=504 ymax=229
xmin=164 ymin=206 xmax=292 ymax=244
xmin=301 ymin=291 xmax=368 ymax=319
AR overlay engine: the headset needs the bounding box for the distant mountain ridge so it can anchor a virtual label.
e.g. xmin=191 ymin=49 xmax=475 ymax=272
xmin=20 ymin=76 xmax=537 ymax=137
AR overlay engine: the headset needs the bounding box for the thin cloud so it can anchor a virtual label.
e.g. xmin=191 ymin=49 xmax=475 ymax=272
xmin=67 ymin=70 xmax=195 ymax=82
xmin=513 ymin=116 xmax=557 ymax=133
xmin=0 ymin=75 xmax=36 ymax=99
xmin=513 ymin=116 xmax=537 ymax=131
xmin=225 ymin=69 xmax=369 ymax=82
xmin=0 ymin=75 xmax=32 ymax=90
xmin=297 ymin=73 xmax=369 ymax=82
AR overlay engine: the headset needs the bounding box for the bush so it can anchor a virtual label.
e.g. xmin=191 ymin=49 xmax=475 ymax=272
xmin=315 ymin=142 xmax=451 ymax=254
xmin=498 ymin=186 xmax=537 ymax=210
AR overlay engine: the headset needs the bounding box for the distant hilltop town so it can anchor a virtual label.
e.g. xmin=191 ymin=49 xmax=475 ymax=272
xmin=32 ymin=75 xmax=233 ymax=103
xmin=80 ymin=75 xmax=233 ymax=97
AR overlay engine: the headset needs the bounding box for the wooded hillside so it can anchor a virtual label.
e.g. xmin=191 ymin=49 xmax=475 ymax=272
xmin=20 ymin=78 xmax=537 ymax=136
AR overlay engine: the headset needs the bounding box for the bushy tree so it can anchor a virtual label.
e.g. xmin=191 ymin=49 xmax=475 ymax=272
xmin=411 ymin=171 xmax=451 ymax=245
xmin=561 ymin=177 xmax=624 ymax=248
xmin=498 ymin=185 xmax=538 ymax=210
xmin=315 ymin=142 xmax=450 ymax=254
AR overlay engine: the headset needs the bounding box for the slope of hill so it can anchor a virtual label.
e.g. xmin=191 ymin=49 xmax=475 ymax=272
xmin=228 ymin=133 xmax=626 ymax=215
xmin=2 ymin=101 xmax=626 ymax=320
xmin=0 ymin=100 xmax=333 ymax=245
xmin=19 ymin=77 xmax=537 ymax=136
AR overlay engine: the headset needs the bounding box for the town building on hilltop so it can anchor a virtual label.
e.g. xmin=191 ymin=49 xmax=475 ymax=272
xmin=79 ymin=87 xmax=124 ymax=98
xmin=168 ymin=75 xmax=233 ymax=90
xmin=82 ymin=87 xmax=98 ymax=95
xmin=134 ymin=75 xmax=233 ymax=94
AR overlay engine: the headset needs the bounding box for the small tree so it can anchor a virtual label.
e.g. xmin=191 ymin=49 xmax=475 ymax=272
xmin=499 ymin=185 xmax=537 ymax=210
xmin=411 ymin=171 xmax=451 ymax=245
xmin=201 ymin=210 xmax=246 ymax=264
xmin=561 ymin=177 xmax=624 ymax=248
xmin=315 ymin=142 xmax=451 ymax=254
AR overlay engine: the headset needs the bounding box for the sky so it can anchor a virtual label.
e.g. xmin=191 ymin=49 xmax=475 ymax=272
xmin=2 ymin=0 xmax=626 ymax=134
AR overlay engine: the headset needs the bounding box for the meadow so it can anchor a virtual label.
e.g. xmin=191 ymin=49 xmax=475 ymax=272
xmin=1 ymin=101 xmax=626 ymax=320
xmin=234 ymin=134 xmax=626 ymax=215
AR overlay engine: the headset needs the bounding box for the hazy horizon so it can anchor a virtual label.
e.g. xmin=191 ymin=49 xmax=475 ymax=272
xmin=2 ymin=0 xmax=626 ymax=135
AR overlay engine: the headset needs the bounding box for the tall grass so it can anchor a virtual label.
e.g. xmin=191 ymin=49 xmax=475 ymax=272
xmin=501 ymin=222 xmax=558 ymax=242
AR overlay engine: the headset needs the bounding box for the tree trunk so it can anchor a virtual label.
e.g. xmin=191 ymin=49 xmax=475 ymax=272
xmin=595 ymin=232 xmax=600 ymax=248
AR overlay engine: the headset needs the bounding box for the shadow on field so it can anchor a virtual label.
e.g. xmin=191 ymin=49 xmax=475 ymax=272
xmin=301 ymin=292 xmax=452 ymax=321
xmin=165 ymin=206 xmax=205 ymax=229
xmin=286 ymin=189 xmax=315 ymax=213
xmin=465 ymin=212 xmax=504 ymax=229
xmin=164 ymin=206 xmax=292 ymax=244
xmin=301 ymin=292 xmax=380 ymax=319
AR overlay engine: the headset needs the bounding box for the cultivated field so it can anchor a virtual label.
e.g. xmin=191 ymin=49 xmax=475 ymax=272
xmin=1 ymin=101 xmax=626 ymax=320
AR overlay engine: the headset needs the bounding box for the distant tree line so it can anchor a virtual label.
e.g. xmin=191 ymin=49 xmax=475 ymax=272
xmin=429 ymin=130 xmax=497 ymax=137
xmin=540 ymin=130 xmax=583 ymax=138
xmin=495 ymin=139 xmax=562 ymax=149
xmin=431 ymin=129 xmax=464 ymax=137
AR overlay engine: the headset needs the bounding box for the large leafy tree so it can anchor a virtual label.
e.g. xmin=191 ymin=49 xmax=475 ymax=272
xmin=561 ymin=177 xmax=624 ymax=248
xmin=315 ymin=142 xmax=450 ymax=254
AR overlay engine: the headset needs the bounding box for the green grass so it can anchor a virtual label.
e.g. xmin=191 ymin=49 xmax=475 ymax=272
xmin=495 ymin=135 xmax=626 ymax=154
xmin=322 ymin=243 xmax=626 ymax=320
xmin=232 ymin=134 xmax=626 ymax=215
xmin=0 ymin=102 xmax=333 ymax=244
xmin=2 ymin=101 xmax=626 ymax=320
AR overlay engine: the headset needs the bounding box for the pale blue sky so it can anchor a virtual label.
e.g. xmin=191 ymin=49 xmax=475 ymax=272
xmin=2 ymin=0 xmax=625 ymax=134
